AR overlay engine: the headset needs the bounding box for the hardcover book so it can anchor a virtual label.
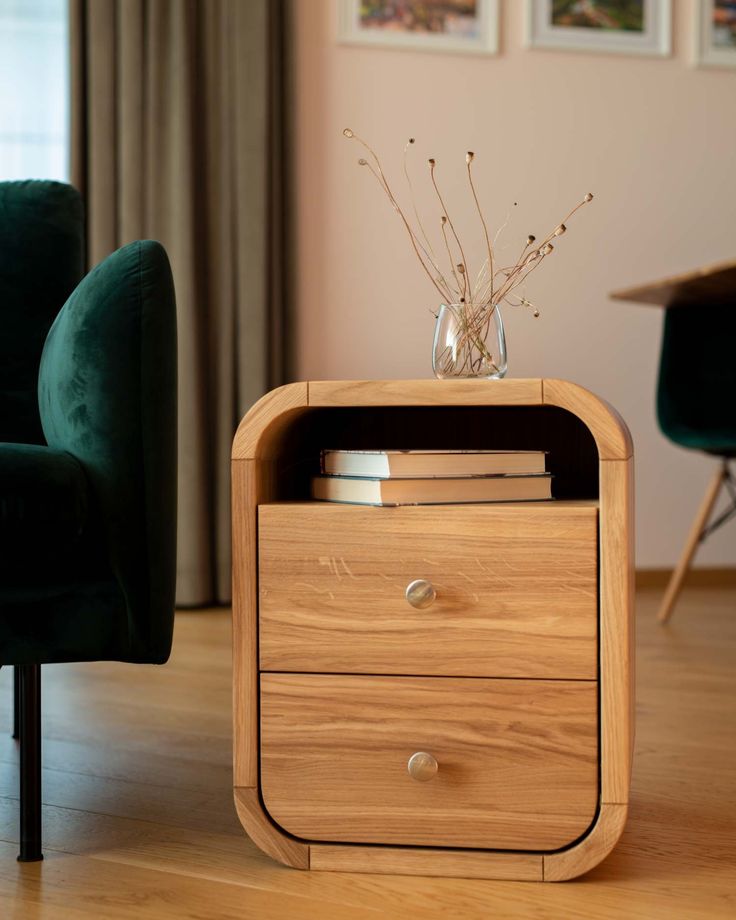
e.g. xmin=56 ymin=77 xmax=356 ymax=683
xmin=320 ymin=449 xmax=546 ymax=479
xmin=311 ymin=473 xmax=552 ymax=506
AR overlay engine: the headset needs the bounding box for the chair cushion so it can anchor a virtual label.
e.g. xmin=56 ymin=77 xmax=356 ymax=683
xmin=0 ymin=181 xmax=83 ymax=444
xmin=657 ymin=302 xmax=736 ymax=454
xmin=0 ymin=443 xmax=89 ymax=571
xmin=38 ymin=239 xmax=177 ymax=664
xmin=0 ymin=442 xmax=128 ymax=665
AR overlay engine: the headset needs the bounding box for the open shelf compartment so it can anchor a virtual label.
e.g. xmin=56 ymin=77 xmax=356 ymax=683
xmin=260 ymin=404 xmax=600 ymax=503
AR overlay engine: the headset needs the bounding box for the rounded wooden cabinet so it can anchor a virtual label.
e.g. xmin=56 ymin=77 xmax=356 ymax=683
xmin=231 ymin=379 xmax=634 ymax=881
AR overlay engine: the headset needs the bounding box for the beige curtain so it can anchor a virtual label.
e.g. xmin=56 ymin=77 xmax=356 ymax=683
xmin=70 ymin=0 xmax=288 ymax=605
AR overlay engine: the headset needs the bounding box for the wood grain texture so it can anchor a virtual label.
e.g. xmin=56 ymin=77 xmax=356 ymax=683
xmin=259 ymin=501 xmax=598 ymax=679
xmin=2 ymin=592 xmax=736 ymax=915
xmin=310 ymin=845 xmax=543 ymax=881
xmin=231 ymin=383 xmax=309 ymax=460
xmin=599 ymin=459 xmax=635 ymax=805
xmin=0 ymin=843 xmax=336 ymax=920
xmin=543 ymin=804 xmax=629 ymax=882
xmin=307 ymin=378 xmax=543 ymax=407
xmin=233 ymin=788 xmax=309 ymax=870
xmin=609 ymin=257 xmax=736 ymax=307
xmin=231 ymin=460 xmax=258 ymax=787
xmin=260 ymin=674 xmax=599 ymax=851
xmin=543 ymin=379 xmax=633 ymax=461
xmin=232 ymin=378 xmax=633 ymax=881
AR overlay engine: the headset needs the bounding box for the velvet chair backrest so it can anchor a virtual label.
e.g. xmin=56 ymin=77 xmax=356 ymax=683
xmin=657 ymin=301 xmax=736 ymax=455
xmin=0 ymin=181 xmax=84 ymax=444
xmin=38 ymin=240 xmax=178 ymax=662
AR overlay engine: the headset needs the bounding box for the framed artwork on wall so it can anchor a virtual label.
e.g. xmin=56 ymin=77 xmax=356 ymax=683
xmin=525 ymin=1 xmax=671 ymax=57
xmin=695 ymin=0 xmax=736 ymax=67
xmin=337 ymin=0 xmax=499 ymax=56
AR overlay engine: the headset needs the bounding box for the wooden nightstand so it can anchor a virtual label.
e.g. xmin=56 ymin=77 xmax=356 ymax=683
xmin=232 ymin=379 xmax=634 ymax=881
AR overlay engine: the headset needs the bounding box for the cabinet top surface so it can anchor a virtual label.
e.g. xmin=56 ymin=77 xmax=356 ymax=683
xmin=232 ymin=379 xmax=633 ymax=462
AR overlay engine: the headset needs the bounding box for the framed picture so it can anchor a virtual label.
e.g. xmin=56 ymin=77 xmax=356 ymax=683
xmin=337 ymin=0 xmax=499 ymax=56
xmin=525 ymin=1 xmax=671 ymax=56
xmin=695 ymin=0 xmax=736 ymax=67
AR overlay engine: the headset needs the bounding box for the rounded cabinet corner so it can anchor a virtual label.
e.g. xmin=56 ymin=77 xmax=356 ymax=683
xmin=232 ymin=383 xmax=310 ymax=460
xmin=543 ymin=379 xmax=633 ymax=461
xmin=543 ymin=802 xmax=628 ymax=882
xmin=234 ymin=786 xmax=309 ymax=870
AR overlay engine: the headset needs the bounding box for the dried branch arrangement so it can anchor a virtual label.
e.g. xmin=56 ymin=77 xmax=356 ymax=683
xmin=343 ymin=127 xmax=594 ymax=376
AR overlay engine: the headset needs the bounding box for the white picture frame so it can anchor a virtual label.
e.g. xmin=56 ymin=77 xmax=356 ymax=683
xmin=525 ymin=0 xmax=671 ymax=57
xmin=337 ymin=0 xmax=499 ymax=56
xmin=695 ymin=0 xmax=736 ymax=68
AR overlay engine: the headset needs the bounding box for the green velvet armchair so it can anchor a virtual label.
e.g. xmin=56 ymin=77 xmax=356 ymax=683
xmin=0 ymin=181 xmax=177 ymax=861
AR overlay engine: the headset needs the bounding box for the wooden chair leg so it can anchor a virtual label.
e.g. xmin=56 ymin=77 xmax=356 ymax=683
xmin=657 ymin=462 xmax=727 ymax=625
xmin=17 ymin=664 xmax=43 ymax=862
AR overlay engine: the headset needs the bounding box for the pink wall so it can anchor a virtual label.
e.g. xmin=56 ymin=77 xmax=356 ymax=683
xmin=292 ymin=0 xmax=736 ymax=569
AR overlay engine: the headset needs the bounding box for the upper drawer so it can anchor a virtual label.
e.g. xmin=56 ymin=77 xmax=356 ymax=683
xmin=259 ymin=502 xmax=598 ymax=679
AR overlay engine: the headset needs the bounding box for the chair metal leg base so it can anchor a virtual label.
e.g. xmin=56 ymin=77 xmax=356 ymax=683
xmin=657 ymin=460 xmax=730 ymax=625
xmin=17 ymin=664 xmax=43 ymax=862
xmin=13 ymin=665 xmax=20 ymax=740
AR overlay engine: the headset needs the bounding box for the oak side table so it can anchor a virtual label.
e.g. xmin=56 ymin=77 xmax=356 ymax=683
xmin=232 ymin=379 xmax=634 ymax=881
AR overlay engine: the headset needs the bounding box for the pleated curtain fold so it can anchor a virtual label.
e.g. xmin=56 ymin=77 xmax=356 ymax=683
xmin=70 ymin=0 xmax=287 ymax=606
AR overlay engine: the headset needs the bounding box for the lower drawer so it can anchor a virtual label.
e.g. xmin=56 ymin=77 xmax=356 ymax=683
xmin=260 ymin=674 xmax=599 ymax=851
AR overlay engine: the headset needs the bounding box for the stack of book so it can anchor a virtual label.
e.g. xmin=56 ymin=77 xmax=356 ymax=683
xmin=311 ymin=450 xmax=551 ymax=506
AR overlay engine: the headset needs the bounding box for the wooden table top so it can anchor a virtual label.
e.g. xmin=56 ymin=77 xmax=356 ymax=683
xmin=609 ymin=258 xmax=736 ymax=307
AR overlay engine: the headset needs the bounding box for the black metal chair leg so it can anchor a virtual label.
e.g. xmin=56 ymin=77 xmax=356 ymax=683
xmin=17 ymin=664 xmax=43 ymax=862
xmin=13 ymin=665 xmax=20 ymax=740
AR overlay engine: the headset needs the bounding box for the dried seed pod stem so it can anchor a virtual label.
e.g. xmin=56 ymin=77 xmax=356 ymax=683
xmin=349 ymin=131 xmax=454 ymax=301
xmin=536 ymin=194 xmax=594 ymax=251
xmin=440 ymin=217 xmax=463 ymax=296
xmin=344 ymin=129 xmax=593 ymax=322
xmin=429 ymin=159 xmax=470 ymax=300
xmin=402 ymin=138 xmax=451 ymax=290
xmin=466 ymin=152 xmax=494 ymax=303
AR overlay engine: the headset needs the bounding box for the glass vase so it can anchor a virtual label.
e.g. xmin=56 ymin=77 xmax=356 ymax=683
xmin=432 ymin=302 xmax=507 ymax=380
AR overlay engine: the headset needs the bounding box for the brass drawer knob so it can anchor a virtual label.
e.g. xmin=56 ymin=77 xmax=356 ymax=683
xmin=405 ymin=579 xmax=436 ymax=609
xmin=408 ymin=751 xmax=438 ymax=782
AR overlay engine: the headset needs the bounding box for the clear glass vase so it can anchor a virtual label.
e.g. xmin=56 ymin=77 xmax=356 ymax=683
xmin=432 ymin=302 xmax=507 ymax=380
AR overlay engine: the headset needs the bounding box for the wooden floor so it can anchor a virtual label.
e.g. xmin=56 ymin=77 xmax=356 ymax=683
xmin=0 ymin=586 xmax=734 ymax=919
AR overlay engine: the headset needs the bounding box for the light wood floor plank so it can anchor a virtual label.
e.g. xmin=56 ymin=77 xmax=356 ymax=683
xmin=0 ymin=842 xmax=384 ymax=920
xmin=0 ymin=590 xmax=734 ymax=918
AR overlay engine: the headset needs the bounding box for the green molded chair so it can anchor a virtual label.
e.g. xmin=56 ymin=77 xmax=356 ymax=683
xmin=0 ymin=181 xmax=177 ymax=860
xmin=656 ymin=301 xmax=736 ymax=623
